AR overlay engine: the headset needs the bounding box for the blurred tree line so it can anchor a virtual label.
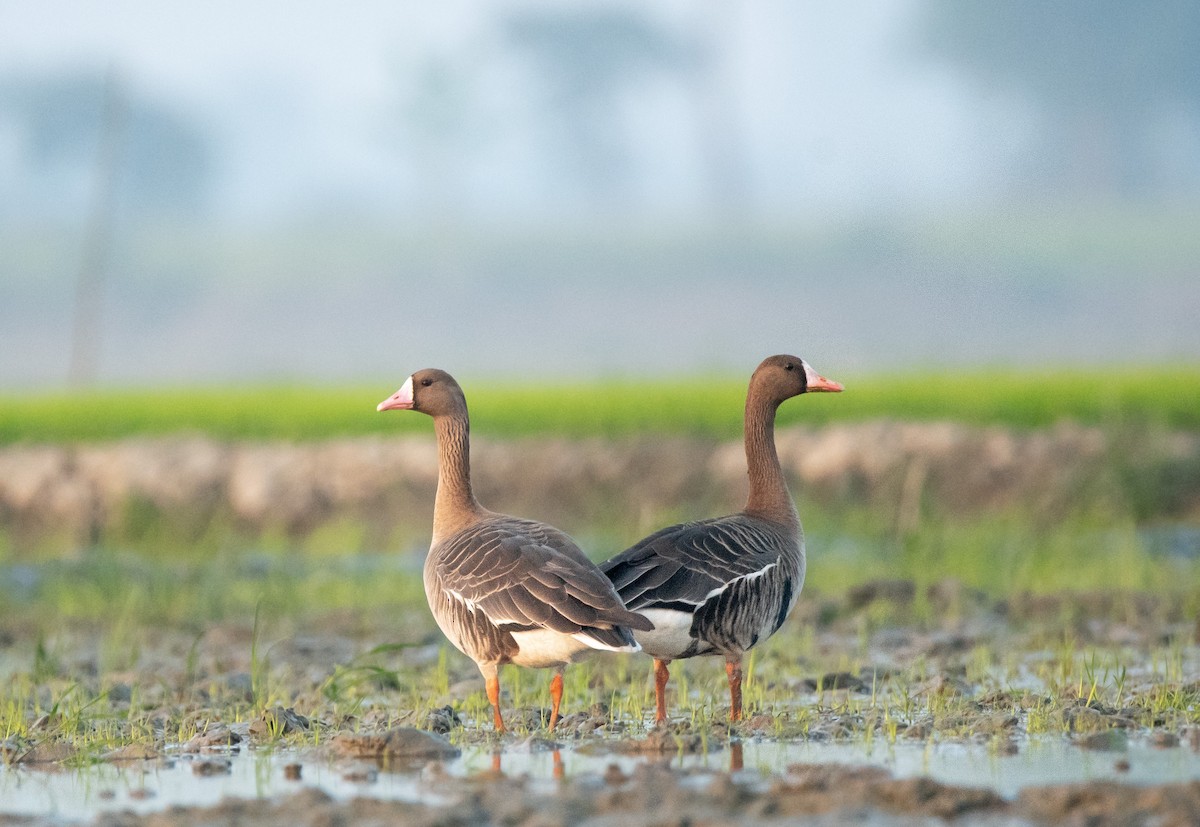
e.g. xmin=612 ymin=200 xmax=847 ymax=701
xmin=0 ymin=69 xmax=212 ymax=219
xmin=917 ymin=0 xmax=1200 ymax=197
xmin=1 ymin=1 xmax=1198 ymax=223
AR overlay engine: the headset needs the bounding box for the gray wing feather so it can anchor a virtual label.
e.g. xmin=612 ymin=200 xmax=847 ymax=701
xmin=435 ymin=517 xmax=651 ymax=636
xmin=601 ymin=513 xmax=803 ymax=657
xmin=602 ymin=516 xmax=791 ymax=611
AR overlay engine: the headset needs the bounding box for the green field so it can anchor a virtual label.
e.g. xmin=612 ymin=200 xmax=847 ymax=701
xmin=2 ymin=365 xmax=1198 ymax=610
xmin=2 ymin=366 xmax=1198 ymax=444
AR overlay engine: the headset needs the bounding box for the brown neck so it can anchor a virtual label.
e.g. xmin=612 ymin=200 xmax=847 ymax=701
xmin=742 ymin=391 xmax=798 ymax=526
xmin=431 ymin=411 xmax=484 ymax=542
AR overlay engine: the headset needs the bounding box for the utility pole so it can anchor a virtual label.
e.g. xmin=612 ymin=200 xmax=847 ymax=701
xmin=68 ymin=64 xmax=126 ymax=387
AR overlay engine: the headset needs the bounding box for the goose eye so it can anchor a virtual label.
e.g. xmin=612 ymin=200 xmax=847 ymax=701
xmin=785 ymin=363 xmax=795 ymax=371
xmin=421 ymin=377 xmax=433 ymax=387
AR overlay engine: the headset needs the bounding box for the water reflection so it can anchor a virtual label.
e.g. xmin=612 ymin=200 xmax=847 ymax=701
xmin=1 ymin=736 xmax=1198 ymax=820
xmin=489 ymin=748 xmax=564 ymax=779
xmin=730 ymin=741 xmax=744 ymax=772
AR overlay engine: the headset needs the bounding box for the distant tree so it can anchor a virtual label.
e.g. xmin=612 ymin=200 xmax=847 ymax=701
xmin=502 ymin=7 xmax=692 ymax=207
xmin=0 ymin=69 xmax=214 ymax=217
xmin=396 ymin=53 xmax=489 ymax=219
xmin=915 ymin=0 xmax=1200 ymax=196
xmin=0 ymin=68 xmax=214 ymax=385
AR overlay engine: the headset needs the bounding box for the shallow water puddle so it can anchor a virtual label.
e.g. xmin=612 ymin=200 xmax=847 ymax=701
xmin=3 ymin=736 xmax=1198 ymax=822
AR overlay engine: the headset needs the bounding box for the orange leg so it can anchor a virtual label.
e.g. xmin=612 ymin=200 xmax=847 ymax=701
xmin=548 ymin=670 xmax=564 ymax=730
xmin=653 ymin=658 xmax=671 ymax=725
xmin=552 ymin=749 xmax=564 ymax=780
xmin=484 ymin=669 xmax=507 ymax=733
xmin=725 ymin=657 xmax=743 ymax=722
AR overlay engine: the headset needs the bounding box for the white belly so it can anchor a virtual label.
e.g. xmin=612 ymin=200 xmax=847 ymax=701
xmin=508 ymin=629 xmax=594 ymax=668
xmin=632 ymin=609 xmax=699 ymax=659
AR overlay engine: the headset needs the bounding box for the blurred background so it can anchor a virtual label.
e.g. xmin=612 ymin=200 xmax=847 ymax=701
xmin=2 ymin=0 xmax=1198 ymax=388
xmin=1 ymin=5 xmax=1198 ymax=756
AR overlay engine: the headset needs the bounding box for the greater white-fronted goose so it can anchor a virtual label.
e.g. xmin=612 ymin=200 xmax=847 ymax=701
xmin=601 ymin=355 xmax=842 ymax=724
xmin=378 ymin=369 xmax=653 ymax=732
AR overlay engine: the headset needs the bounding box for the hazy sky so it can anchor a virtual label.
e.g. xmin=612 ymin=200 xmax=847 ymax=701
xmin=1 ymin=0 xmax=1002 ymax=221
xmin=1 ymin=2 xmax=1196 ymax=387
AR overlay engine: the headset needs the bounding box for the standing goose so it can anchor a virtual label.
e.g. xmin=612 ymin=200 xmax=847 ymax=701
xmin=378 ymin=369 xmax=653 ymax=732
xmin=600 ymin=355 xmax=842 ymax=724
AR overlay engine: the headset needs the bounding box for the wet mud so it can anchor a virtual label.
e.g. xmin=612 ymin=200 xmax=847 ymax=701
xmin=4 ymin=746 xmax=1199 ymax=827
xmin=2 ymin=583 xmax=1198 ymax=826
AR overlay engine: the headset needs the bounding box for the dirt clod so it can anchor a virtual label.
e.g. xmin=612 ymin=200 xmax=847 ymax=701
xmin=103 ymin=744 xmax=161 ymax=762
xmin=181 ymin=724 xmax=242 ymax=752
xmin=330 ymin=727 xmax=460 ymax=761
xmin=249 ymin=706 xmax=310 ymax=738
xmin=190 ymin=759 xmax=232 ymax=777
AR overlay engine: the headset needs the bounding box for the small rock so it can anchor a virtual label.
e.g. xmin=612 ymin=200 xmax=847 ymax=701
xmin=330 ymin=727 xmax=460 ymax=761
xmin=1151 ymin=731 xmax=1180 ymax=749
xmin=846 ymin=579 xmax=915 ymax=609
xmin=249 ymin=706 xmax=310 ymax=738
xmin=342 ymin=767 xmax=378 ymax=783
xmin=509 ymin=736 xmax=562 ymax=754
xmin=925 ymin=633 xmax=977 ymax=657
xmin=192 ymin=759 xmax=232 ymax=776
xmin=181 ymin=724 xmax=242 ymax=752
xmin=1075 ymin=729 xmax=1128 ymax=752
xmin=801 ymin=672 xmax=865 ymax=692
xmin=603 ymin=763 xmax=629 ymax=786
xmin=220 ymin=672 xmax=255 ymax=701
xmin=552 ymin=711 xmax=593 ymax=733
xmin=1183 ymin=726 xmax=1200 ymax=751
xmin=105 ymin=683 xmax=134 ymax=704
xmin=421 ymin=761 xmax=454 ymax=785
xmin=1063 ymin=704 xmax=1134 ymax=733
xmin=284 ymin=763 xmax=302 ymax=781
xmin=613 ymin=726 xmax=711 ymax=755
xmin=424 ymin=705 xmax=461 ymax=734
xmin=976 ymin=713 xmax=1020 ymax=736
xmin=15 ymin=741 xmax=76 ymax=764
xmin=102 ymin=744 xmax=161 ymax=762
xmin=912 ymin=674 xmax=970 ymax=697
xmin=809 ymin=723 xmax=853 ymax=740
xmin=30 ymin=713 xmax=60 ymax=732
xmin=745 ymin=713 xmax=776 ymax=732
xmin=904 ymin=722 xmax=932 ymax=740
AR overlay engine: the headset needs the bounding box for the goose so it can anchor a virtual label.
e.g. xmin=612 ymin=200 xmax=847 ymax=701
xmin=600 ymin=355 xmax=842 ymax=724
xmin=378 ymin=369 xmax=653 ymax=732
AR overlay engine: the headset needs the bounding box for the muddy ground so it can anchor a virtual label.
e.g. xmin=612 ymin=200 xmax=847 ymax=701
xmin=2 ymin=421 xmax=1199 ymax=823
xmin=2 ymin=582 xmax=1199 ymax=826
xmin=10 ymin=760 xmax=1196 ymax=827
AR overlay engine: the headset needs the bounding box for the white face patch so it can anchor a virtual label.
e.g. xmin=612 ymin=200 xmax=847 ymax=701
xmin=376 ymin=375 xmax=416 ymax=411
xmin=802 ymin=360 xmax=820 ymax=388
xmin=801 ymin=360 xmax=843 ymax=393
